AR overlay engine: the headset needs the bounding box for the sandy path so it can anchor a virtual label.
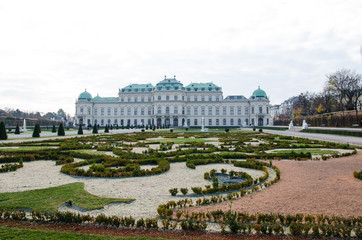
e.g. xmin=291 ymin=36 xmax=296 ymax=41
xmin=188 ymin=151 xmax=362 ymax=217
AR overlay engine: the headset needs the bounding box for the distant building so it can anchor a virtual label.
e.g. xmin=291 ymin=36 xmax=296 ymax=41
xmin=75 ymin=76 xmax=271 ymax=127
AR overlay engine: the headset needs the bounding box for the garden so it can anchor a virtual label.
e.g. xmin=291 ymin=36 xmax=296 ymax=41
xmin=0 ymin=130 xmax=361 ymax=238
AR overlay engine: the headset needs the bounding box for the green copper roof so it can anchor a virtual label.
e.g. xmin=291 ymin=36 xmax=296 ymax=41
xmin=251 ymin=86 xmax=268 ymax=99
xmin=185 ymin=82 xmax=221 ymax=91
xmin=155 ymin=77 xmax=184 ymax=90
xmin=78 ymin=90 xmax=92 ymax=101
xmin=120 ymin=84 xmax=154 ymax=93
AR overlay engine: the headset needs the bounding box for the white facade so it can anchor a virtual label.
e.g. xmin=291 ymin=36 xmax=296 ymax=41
xmin=75 ymin=77 xmax=271 ymax=127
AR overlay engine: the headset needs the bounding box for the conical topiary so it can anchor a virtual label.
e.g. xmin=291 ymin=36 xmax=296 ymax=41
xmin=0 ymin=121 xmax=7 ymax=140
xmin=15 ymin=123 xmax=20 ymax=135
xmin=32 ymin=124 xmax=40 ymax=138
xmin=51 ymin=124 xmax=56 ymax=133
xmin=78 ymin=124 xmax=83 ymax=135
xmin=58 ymin=123 xmax=65 ymax=136
xmin=104 ymin=124 xmax=109 ymax=133
xmin=92 ymin=124 xmax=98 ymax=134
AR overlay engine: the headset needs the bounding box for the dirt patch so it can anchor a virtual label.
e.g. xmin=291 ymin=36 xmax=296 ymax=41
xmin=187 ymin=151 xmax=362 ymax=217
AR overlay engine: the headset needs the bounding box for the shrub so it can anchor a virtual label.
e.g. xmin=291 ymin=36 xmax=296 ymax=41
xmin=104 ymin=125 xmax=109 ymax=133
xmin=170 ymin=129 xmax=173 ymax=133
xmin=92 ymin=124 xmax=98 ymax=133
xmin=58 ymin=123 xmax=65 ymax=136
xmin=51 ymin=124 xmax=56 ymax=133
xmin=259 ymin=128 xmax=263 ymax=132
xmin=354 ymin=170 xmax=362 ymax=180
xmin=191 ymin=187 xmax=202 ymax=195
xmin=15 ymin=124 xmax=20 ymax=134
xmin=0 ymin=122 xmax=8 ymax=140
xmin=32 ymin=124 xmax=40 ymax=138
xmin=225 ymin=128 xmax=229 ymax=133
xmin=180 ymin=188 xmax=188 ymax=195
xmin=78 ymin=124 xmax=83 ymax=135
xmin=169 ymin=188 xmax=178 ymax=196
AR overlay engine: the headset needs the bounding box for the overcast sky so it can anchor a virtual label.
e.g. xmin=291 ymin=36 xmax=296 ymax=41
xmin=0 ymin=0 xmax=361 ymax=116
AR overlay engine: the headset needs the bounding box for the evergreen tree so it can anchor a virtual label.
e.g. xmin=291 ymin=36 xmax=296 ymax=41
xmin=104 ymin=124 xmax=109 ymax=133
xmin=78 ymin=124 xmax=83 ymax=134
xmin=58 ymin=123 xmax=65 ymax=136
xmin=0 ymin=121 xmax=7 ymax=140
xmin=110 ymin=125 xmax=113 ymax=130
xmin=51 ymin=124 xmax=56 ymax=133
xmin=32 ymin=124 xmax=40 ymax=138
xmin=15 ymin=124 xmax=20 ymax=135
xmin=92 ymin=124 xmax=98 ymax=134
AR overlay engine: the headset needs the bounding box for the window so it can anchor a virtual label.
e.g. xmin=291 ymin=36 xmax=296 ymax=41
xmin=230 ymin=107 xmax=234 ymax=115
xmin=121 ymin=108 xmax=124 ymax=115
xmin=238 ymin=119 xmax=241 ymax=125
xmin=128 ymin=97 xmax=131 ymax=102
xmin=94 ymin=108 xmax=98 ymax=116
xmin=148 ymin=119 xmax=151 ymax=125
xmin=252 ymin=118 xmax=254 ymax=125
xmin=158 ymin=96 xmax=161 ymax=101
xmin=230 ymin=119 xmax=234 ymax=125
xmin=187 ymin=97 xmax=190 ymax=102
xmin=216 ymin=107 xmax=220 ymax=115
xmin=174 ymin=107 xmax=178 ymax=114
xmin=87 ymin=108 xmax=91 ymax=115
xmin=245 ymin=107 xmax=249 ymax=115
xmin=166 ymin=95 xmax=170 ymax=101
xmin=201 ymin=96 xmax=205 ymax=102
xmin=134 ymin=119 xmax=137 ymax=126
xmin=121 ymin=98 xmax=124 ymax=102
xmin=187 ymin=107 xmax=191 ymax=115
xmin=148 ymin=107 xmax=152 ymax=115
xmin=216 ymin=119 xmax=219 ymax=126
xmin=223 ymin=107 xmax=227 ymax=115
xmin=174 ymin=95 xmax=178 ymax=101
xmin=267 ymin=119 xmax=269 ymax=125
xmin=134 ymin=107 xmax=138 ymax=115
xmin=101 ymin=108 xmax=104 ymax=116
xmin=141 ymin=107 xmax=145 ymax=115
xmin=134 ymin=97 xmax=138 ymax=102
xmin=166 ymin=106 xmax=170 ymax=114
xmin=246 ymin=119 xmax=249 ymax=125
xmin=127 ymin=108 xmax=131 ymax=116
xmin=267 ymin=107 xmax=269 ymax=114
xmin=223 ymin=119 xmax=226 ymax=126
xmin=252 ymin=107 xmax=254 ymax=114
xmin=187 ymin=119 xmax=191 ymax=126
xmin=101 ymin=119 xmax=104 ymax=125
xmin=216 ymin=97 xmax=219 ymax=101
xmin=114 ymin=108 xmax=118 ymax=116
xmin=259 ymin=106 xmax=262 ymax=114
xmin=201 ymin=106 xmax=205 ymax=115
xmin=194 ymin=96 xmax=197 ymax=101
xmin=107 ymin=108 xmax=111 ymax=116
xmin=237 ymin=106 xmax=241 ymax=115
xmin=208 ymin=119 xmax=212 ymax=125
xmin=208 ymin=107 xmax=212 ymax=115
xmin=209 ymin=97 xmax=212 ymax=101
xmin=141 ymin=97 xmax=144 ymax=102
xmin=157 ymin=106 xmax=161 ymax=114
xmin=148 ymin=97 xmax=151 ymax=102
xmin=80 ymin=107 xmax=84 ymax=114
xmin=194 ymin=107 xmax=198 ymax=115
xmin=194 ymin=119 xmax=198 ymax=125
xmin=108 ymin=119 xmax=111 ymax=125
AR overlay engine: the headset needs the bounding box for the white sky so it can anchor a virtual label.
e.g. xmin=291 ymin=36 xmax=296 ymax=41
xmin=0 ymin=0 xmax=361 ymax=116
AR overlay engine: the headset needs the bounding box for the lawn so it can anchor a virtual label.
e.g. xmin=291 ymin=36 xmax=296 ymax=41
xmin=273 ymin=149 xmax=340 ymax=155
xmin=0 ymin=226 xmax=170 ymax=240
xmin=0 ymin=182 xmax=134 ymax=212
xmin=71 ymin=149 xmax=109 ymax=156
xmin=146 ymin=137 xmax=213 ymax=144
xmin=0 ymin=146 xmax=58 ymax=152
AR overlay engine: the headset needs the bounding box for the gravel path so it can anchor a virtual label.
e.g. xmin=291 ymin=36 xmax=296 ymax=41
xmin=188 ymin=151 xmax=362 ymax=217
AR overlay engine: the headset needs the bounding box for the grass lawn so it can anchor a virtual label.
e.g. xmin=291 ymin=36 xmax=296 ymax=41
xmin=0 ymin=183 xmax=134 ymax=212
xmin=273 ymin=149 xmax=340 ymax=155
xmin=71 ymin=149 xmax=109 ymax=156
xmin=0 ymin=146 xmax=58 ymax=152
xmin=146 ymin=138 xmax=213 ymax=144
xmin=0 ymin=226 xmax=170 ymax=240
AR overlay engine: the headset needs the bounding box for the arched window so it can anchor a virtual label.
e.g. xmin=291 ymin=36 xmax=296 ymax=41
xmin=223 ymin=119 xmax=226 ymax=126
xmin=230 ymin=119 xmax=234 ymax=125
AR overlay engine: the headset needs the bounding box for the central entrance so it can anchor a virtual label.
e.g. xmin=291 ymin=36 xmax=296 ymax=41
xmin=173 ymin=118 xmax=178 ymax=127
xmin=165 ymin=118 xmax=170 ymax=127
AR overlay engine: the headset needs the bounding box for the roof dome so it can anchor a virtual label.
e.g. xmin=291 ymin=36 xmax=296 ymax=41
xmin=251 ymin=86 xmax=267 ymax=99
xmin=78 ymin=90 xmax=92 ymax=101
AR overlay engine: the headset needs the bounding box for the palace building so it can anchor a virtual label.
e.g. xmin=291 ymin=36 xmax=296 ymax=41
xmin=75 ymin=76 xmax=271 ymax=127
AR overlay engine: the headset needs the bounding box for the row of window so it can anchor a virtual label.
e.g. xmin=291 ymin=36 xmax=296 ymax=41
xmin=119 ymin=95 xmax=222 ymax=102
xmin=80 ymin=106 xmax=269 ymax=116
xmin=90 ymin=117 xmax=269 ymax=126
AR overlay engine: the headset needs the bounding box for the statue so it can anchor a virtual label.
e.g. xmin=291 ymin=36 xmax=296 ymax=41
xmin=302 ymin=120 xmax=308 ymax=129
xmin=288 ymin=120 xmax=294 ymax=130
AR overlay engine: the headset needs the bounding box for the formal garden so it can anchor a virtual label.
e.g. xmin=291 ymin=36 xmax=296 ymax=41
xmin=0 ymin=129 xmax=361 ymax=238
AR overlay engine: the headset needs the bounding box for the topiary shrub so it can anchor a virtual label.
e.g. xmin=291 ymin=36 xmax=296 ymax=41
xmin=0 ymin=122 xmax=7 ymax=140
xmin=225 ymin=128 xmax=229 ymax=133
xmin=15 ymin=124 xmax=20 ymax=135
xmin=170 ymin=129 xmax=173 ymax=133
xmin=51 ymin=124 xmax=56 ymax=133
xmin=78 ymin=125 xmax=83 ymax=135
xmin=32 ymin=124 xmax=40 ymax=138
xmin=92 ymin=124 xmax=98 ymax=134
xmin=104 ymin=125 xmax=109 ymax=133
xmin=169 ymin=188 xmax=178 ymax=196
xmin=180 ymin=188 xmax=188 ymax=195
xmin=58 ymin=123 xmax=65 ymax=136
xmin=259 ymin=128 xmax=263 ymax=132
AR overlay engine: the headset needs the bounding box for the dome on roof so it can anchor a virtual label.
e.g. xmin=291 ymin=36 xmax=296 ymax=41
xmin=93 ymin=94 xmax=102 ymax=101
xmin=251 ymin=87 xmax=267 ymax=99
xmin=78 ymin=90 xmax=92 ymax=101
